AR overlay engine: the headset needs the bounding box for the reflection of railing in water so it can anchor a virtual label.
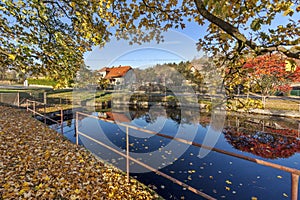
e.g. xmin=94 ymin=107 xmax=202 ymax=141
xmin=26 ymin=99 xmax=64 ymax=134
xmin=75 ymin=111 xmax=300 ymax=200
xmin=227 ymin=117 xmax=300 ymax=138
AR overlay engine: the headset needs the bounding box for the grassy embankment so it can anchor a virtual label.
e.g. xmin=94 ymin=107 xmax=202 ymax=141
xmin=0 ymin=88 xmax=112 ymax=113
xmin=1 ymin=88 xmax=299 ymax=112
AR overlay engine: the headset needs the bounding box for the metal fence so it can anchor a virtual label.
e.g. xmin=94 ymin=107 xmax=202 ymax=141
xmin=26 ymin=99 xmax=64 ymax=134
xmin=75 ymin=111 xmax=300 ymax=200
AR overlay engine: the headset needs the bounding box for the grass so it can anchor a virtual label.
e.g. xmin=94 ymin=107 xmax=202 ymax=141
xmin=265 ymin=99 xmax=300 ymax=111
xmin=1 ymin=87 xmax=299 ymax=112
xmin=47 ymin=90 xmax=74 ymax=99
xmin=27 ymin=78 xmax=57 ymax=87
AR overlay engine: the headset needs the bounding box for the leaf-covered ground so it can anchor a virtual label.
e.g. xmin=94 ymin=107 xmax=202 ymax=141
xmin=0 ymin=106 xmax=161 ymax=199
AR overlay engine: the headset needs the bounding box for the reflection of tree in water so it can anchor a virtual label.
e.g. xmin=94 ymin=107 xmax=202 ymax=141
xmin=223 ymin=127 xmax=300 ymax=159
xmin=129 ymin=106 xmax=182 ymax=125
xmin=129 ymin=106 xmax=202 ymax=126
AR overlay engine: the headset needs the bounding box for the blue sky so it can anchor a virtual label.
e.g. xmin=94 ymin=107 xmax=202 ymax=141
xmin=84 ymin=9 xmax=299 ymax=70
xmin=84 ymin=20 xmax=205 ymax=70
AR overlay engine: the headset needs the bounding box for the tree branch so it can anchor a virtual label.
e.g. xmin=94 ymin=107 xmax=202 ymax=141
xmin=193 ymin=0 xmax=300 ymax=59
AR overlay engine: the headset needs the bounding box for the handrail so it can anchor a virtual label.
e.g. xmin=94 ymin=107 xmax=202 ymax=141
xmin=26 ymin=99 xmax=64 ymax=134
xmin=76 ymin=111 xmax=300 ymax=200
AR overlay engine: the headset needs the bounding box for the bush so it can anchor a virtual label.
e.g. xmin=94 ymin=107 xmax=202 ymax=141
xmin=28 ymin=78 xmax=57 ymax=87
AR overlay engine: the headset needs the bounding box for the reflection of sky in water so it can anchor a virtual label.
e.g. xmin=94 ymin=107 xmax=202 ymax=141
xmin=53 ymin=112 xmax=300 ymax=200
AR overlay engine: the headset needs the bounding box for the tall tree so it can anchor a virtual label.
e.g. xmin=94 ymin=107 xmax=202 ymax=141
xmin=1 ymin=0 xmax=299 ymax=87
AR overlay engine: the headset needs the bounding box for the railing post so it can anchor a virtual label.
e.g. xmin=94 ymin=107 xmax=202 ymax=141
xmin=17 ymin=92 xmax=20 ymax=107
xmin=126 ymin=126 xmax=130 ymax=183
xmin=60 ymin=108 xmax=63 ymax=135
xmin=44 ymin=103 xmax=46 ymax=124
xmin=26 ymin=99 xmax=28 ymax=111
xmin=75 ymin=112 xmax=79 ymax=145
xmin=33 ymin=101 xmax=36 ymax=117
xmin=291 ymin=173 xmax=299 ymax=200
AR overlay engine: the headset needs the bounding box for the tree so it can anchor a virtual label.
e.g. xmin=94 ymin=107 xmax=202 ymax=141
xmin=74 ymin=65 xmax=98 ymax=88
xmin=98 ymin=77 xmax=110 ymax=90
xmin=243 ymin=54 xmax=300 ymax=96
xmin=1 ymin=0 xmax=299 ymax=87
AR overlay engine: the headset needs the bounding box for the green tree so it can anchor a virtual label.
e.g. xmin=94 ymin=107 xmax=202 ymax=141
xmin=1 ymin=0 xmax=299 ymax=87
xmin=98 ymin=78 xmax=110 ymax=90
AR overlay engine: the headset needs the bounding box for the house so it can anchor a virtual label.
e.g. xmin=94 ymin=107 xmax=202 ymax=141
xmin=98 ymin=66 xmax=133 ymax=86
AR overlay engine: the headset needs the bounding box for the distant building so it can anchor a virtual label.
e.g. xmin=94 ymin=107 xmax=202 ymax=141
xmin=98 ymin=66 xmax=133 ymax=86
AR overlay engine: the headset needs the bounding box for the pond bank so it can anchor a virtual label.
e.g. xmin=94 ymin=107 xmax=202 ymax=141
xmin=237 ymin=108 xmax=300 ymax=119
xmin=0 ymin=105 xmax=161 ymax=199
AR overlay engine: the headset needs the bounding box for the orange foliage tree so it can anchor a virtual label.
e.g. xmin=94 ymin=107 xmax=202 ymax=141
xmin=243 ymin=54 xmax=300 ymax=96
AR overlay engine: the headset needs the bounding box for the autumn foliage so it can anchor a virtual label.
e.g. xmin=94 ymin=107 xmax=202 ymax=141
xmin=243 ymin=54 xmax=300 ymax=95
xmin=224 ymin=127 xmax=300 ymax=159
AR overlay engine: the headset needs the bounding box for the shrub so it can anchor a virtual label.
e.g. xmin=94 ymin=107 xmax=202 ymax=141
xmin=28 ymin=78 xmax=57 ymax=87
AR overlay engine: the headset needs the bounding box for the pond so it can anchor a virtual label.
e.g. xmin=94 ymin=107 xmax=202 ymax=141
xmin=50 ymin=106 xmax=300 ymax=200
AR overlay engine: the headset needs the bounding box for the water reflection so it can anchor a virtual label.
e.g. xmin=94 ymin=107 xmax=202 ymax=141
xmin=60 ymin=106 xmax=300 ymax=161
xmin=223 ymin=116 xmax=300 ymax=159
xmin=53 ymin=107 xmax=300 ymax=199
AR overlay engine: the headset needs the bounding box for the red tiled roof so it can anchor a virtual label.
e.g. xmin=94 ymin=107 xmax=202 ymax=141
xmin=104 ymin=66 xmax=132 ymax=79
xmin=98 ymin=67 xmax=109 ymax=72
xmin=99 ymin=112 xmax=131 ymax=123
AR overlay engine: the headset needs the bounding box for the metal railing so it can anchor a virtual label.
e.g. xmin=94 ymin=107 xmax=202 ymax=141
xmin=26 ymin=99 xmax=64 ymax=134
xmin=75 ymin=111 xmax=300 ymax=200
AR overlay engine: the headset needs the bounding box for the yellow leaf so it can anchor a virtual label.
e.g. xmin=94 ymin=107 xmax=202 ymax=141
xmin=108 ymin=192 xmax=114 ymax=198
xmin=19 ymin=189 xmax=25 ymax=195
xmin=225 ymin=186 xmax=230 ymax=191
xmin=283 ymin=8 xmax=294 ymax=16
xmin=251 ymin=197 xmax=258 ymax=200
xmin=23 ymin=182 xmax=29 ymax=187
xmin=277 ymin=175 xmax=283 ymax=179
xmin=283 ymin=193 xmax=288 ymax=197
xmin=44 ymin=175 xmax=50 ymax=181
xmin=8 ymin=54 xmax=16 ymax=61
xmin=75 ymin=189 xmax=80 ymax=194
xmin=70 ymin=2 xmax=76 ymax=7
xmin=225 ymin=180 xmax=232 ymax=184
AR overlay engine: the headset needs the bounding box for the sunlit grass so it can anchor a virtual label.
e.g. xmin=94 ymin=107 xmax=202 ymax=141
xmin=265 ymin=99 xmax=299 ymax=111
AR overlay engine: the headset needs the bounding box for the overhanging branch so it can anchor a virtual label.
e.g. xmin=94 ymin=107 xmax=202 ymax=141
xmin=193 ymin=0 xmax=300 ymax=59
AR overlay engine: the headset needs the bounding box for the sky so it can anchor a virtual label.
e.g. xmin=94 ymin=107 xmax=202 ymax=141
xmin=84 ymin=20 xmax=206 ymax=70
xmin=84 ymin=8 xmax=299 ymax=70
